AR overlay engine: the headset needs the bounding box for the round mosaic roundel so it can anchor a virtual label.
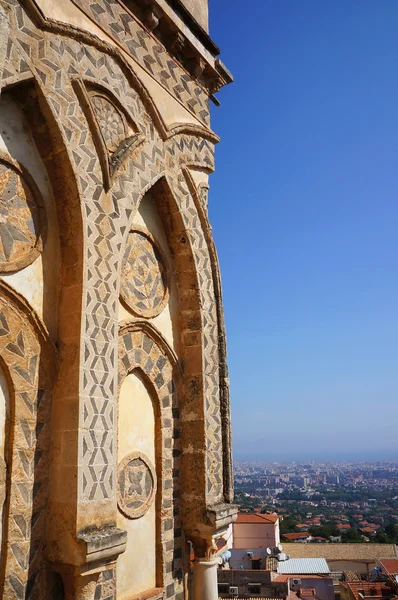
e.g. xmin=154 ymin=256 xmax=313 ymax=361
xmin=117 ymin=452 xmax=157 ymax=519
xmin=120 ymin=229 xmax=168 ymax=318
xmin=0 ymin=160 xmax=41 ymax=272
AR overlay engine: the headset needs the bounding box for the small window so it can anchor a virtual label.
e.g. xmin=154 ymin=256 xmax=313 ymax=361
xmin=218 ymin=583 xmax=229 ymax=594
xmin=248 ymin=583 xmax=262 ymax=594
xmin=251 ymin=558 xmax=261 ymax=570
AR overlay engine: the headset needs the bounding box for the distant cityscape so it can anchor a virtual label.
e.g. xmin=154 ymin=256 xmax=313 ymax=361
xmin=234 ymin=460 xmax=398 ymax=543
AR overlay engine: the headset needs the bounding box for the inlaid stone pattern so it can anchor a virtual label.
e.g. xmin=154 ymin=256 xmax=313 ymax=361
xmin=121 ymin=230 xmax=168 ymax=319
xmin=2 ymin=3 xmax=223 ymax=509
xmin=90 ymin=93 xmax=128 ymax=153
xmin=0 ymin=284 xmax=54 ymax=600
xmin=72 ymin=0 xmax=211 ymax=125
xmin=117 ymin=451 xmax=156 ymax=519
xmin=0 ymin=160 xmax=41 ymax=272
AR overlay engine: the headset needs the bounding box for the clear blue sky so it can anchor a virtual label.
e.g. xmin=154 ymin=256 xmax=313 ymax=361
xmin=208 ymin=1 xmax=398 ymax=461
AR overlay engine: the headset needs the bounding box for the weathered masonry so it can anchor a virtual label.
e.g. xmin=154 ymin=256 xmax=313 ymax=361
xmin=0 ymin=0 xmax=236 ymax=599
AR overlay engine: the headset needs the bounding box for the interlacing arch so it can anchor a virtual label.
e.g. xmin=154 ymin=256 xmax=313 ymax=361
xmin=2 ymin=0 xmax=229 ymax=555
xmin=0 ymin=281 xmax=56 ymax=599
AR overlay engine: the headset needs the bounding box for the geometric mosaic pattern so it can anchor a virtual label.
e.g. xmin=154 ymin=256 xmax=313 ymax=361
xmin=0 ymin=2 xmax=235 ymax=598
xmin=72 ymin=0 xmax=211 ymax=125
xmin=2 ymin=0 xmax=223 ymax=512
xmin=0 ymin=283 xmax=54 ymax=600
xmin=120 ymin=229 xmax=168 ymax=318
xmin=0 ymin=159 xmax=42 ymax=272
xmin=117 ymin=451 xmax=156 ymax=519
xmin=118 ymin=324 xmax=183 ymax=599
xmin=0 ymin=9 xmax=232 ymax=591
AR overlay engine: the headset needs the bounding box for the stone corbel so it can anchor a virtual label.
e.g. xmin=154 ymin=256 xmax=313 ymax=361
xmin=187 ymin=502 xmax=238 ymax=560
xmin=208 ymin=76 xmax=223 ymax=96
xmin=189 ymin=56 xmax=206 ymax=79
xmin=49 ymin=527 xmax=126 ymax=600
xmin=77 ymin=526 xmax=127 ymax=574
xmin=206 ymin=502 xmax=238 ymax=534
xmin=142 ymin=1 xmax=163 ymax=32
xmin=170 ymin=31 xmax=185 ymax=56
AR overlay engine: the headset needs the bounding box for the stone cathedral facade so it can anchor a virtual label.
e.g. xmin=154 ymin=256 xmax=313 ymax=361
xmin=0 ymin=1 xmax=236 ymax=599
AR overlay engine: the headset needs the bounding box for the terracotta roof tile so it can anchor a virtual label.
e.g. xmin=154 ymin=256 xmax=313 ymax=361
xmin=283 ymin=543 xmax=397 ymax=560
xmin=282 ymin=532 xmax=310 ymax=540
xmin=236 ymin=512 xmax=279 ymax=524
xmin=379 ymin=559 xmax=398 ymax=575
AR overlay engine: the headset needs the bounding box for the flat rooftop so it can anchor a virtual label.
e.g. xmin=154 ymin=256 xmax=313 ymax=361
xmin=282 ymin=544 xmax=398 ymax=561
xmin=277 ymin=558 xmax=330 ymax=574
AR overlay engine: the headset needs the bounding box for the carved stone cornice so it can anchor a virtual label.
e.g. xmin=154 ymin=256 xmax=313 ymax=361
xmin=77 ymin=526 xmax=127 ymax=573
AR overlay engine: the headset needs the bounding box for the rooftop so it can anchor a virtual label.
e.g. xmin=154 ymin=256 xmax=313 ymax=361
xmin=236 ymin=512 xmax=279 ymax=524
xmin=283 ymin=543 xmax=398 ymax=561
xmin=273 ymin=575 xmax=327 ymax=583
xmin=277 ymin=558 xmax=330 ymax=575
xmin=340 ymin=581 xmax=394 ymax=600
xmin=283 ymin=533 xmax=311 ymax=540
xmin=379 ymin=559 xmax=398 ymax=575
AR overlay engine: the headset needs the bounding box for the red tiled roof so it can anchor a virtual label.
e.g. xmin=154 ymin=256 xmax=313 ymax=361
xmin=379 ymin=559 xmax=398 ymax=575
xmin=342 ymin=582 xmax=393 ymax=600
xmin=282 ymin=532 xmax=310 ymax=540
xmin=337 ymin=523 xmax=351 ymax=530
xmin=236 ymin=513 xmax=279 ymax=524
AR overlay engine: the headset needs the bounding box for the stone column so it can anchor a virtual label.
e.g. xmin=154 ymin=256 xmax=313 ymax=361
xmin=192 ymin=558 xmax=219 ymax=600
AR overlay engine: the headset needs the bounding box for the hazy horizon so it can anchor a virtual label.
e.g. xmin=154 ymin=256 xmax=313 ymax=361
xmin=233 ymin=452 xmax=398 ymax=463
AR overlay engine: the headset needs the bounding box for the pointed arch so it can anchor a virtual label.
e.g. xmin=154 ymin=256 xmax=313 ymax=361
xmin=6 ymin=77 xmax=89 ymax=567
xmin=118 ymin=321 xmax=183 ymax=597
xmin=0 ymin=280 xmax=56 ymax=599
xmin=18 ymin=0 xmax=218 ymax=142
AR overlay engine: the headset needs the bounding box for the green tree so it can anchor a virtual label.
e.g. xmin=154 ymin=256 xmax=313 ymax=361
xmin=385 ymin=523 xmax=398 ymax=542
xmin=342 ymin=529 xmax=363 ymax=543
xmin=280 ymin=517 xmax=298 ymax=533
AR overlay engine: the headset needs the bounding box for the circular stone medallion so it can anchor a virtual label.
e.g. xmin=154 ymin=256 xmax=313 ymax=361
xmin=117 ymin=451 xmax=157 ymax=519
xmin=120 ymin=228 xmax=168 ymax=318
xmin=0 ymin=159 xmax=42 ymax=272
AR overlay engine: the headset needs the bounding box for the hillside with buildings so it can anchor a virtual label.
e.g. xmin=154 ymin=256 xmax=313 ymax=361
xmin=234 ymin=461 xmax=398 ymax=545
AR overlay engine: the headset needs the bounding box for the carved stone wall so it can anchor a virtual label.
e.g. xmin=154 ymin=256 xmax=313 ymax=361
xmin=0 ymin=0 xmax=236 ymax=598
